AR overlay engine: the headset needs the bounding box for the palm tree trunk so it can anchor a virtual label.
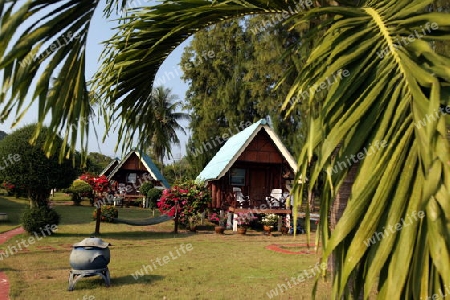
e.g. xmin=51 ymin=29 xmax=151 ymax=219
xmin=329 ymin=160 xmax=362 ymax=299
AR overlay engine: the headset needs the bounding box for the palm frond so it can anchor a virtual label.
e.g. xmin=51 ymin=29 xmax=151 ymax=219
xmin=93 ymin=0 xmax=323 ymax=154
xmin=0 ymin=0 xmax=108 ymax=160
xmin=283 ymin=0 xmax=450 ymax=298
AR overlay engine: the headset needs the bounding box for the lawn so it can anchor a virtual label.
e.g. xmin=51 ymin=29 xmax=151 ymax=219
xmin=0 ymin=197 xmax=28 ymax=233
xmin=0 ymin=196 xmax=332 ymax=300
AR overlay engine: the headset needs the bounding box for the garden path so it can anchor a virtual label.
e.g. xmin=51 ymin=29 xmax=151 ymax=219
xmin=0 ymin=227 xmax=25 ymax=300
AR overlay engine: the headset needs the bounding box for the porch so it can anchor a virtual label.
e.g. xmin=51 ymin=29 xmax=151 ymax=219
xmin=228 ymin=207 xmax=292 ymax=214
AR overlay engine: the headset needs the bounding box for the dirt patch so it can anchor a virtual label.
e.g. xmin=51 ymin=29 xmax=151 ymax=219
xmin=0 ymin=272 xmax=9 ymax=300
xmin=265 ymin=243 xmax=315 ymax=254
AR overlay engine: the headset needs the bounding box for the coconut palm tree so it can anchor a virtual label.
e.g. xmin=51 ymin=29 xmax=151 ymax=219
xmin=148 ymin=86 xmax=189 ymax=166
xmin=1 ymin=1 xmax=450 ymax=299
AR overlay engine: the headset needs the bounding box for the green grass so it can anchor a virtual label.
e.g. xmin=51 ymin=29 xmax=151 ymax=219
xmin=0 ymin=197 xmax=28 ymax=233
xmin=1 ymin=198 xmax=332 ymax=300
xmin=50 ymin=192 xmax=73 ymax=202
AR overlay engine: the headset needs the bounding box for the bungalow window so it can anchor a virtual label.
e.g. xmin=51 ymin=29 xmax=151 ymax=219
xmin=127 ymin=172 xmax=137 ymax=184
xmin=230 ymin=168 xmax=245 ymax=186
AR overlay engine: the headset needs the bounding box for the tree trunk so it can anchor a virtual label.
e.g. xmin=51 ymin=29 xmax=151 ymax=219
xmin=29 ymin=188 xmax=51 ymax=208
xmin=94 ymin=206 xmax=101 ymax=235
xmin=329 ymin=160 xmax=361 ymax=299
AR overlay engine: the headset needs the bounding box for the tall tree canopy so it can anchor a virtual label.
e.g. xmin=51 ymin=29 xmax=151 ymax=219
xmin=181 ymin=19 xmax=261 ymax=173
xmin=181 ymin=16 xmax=307 ymax=174
xmin=85 ymin=152 xmax=114 ymax=174
xmin=1 ymin=0 xmax=450 ymax=299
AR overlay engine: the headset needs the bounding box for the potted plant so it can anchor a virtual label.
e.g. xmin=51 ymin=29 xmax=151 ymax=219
xmin=209 ymin=210 xmax=228 ymax=234
xmin=234 ymin=212 xmax=256 ymax=234
xmin=188 ymin=214 xmax=200 ymax=232
xmin=261 ymin=213 xmax=278 ymax=235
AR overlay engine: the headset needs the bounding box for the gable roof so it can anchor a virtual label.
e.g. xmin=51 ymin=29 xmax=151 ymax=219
xmin=108 ymin=150 xmax=170 ymax=188
xmin=197 ymin=119 xmax=298 ymax=182
xmin=99 ymin=158 xmax=120 ymax=177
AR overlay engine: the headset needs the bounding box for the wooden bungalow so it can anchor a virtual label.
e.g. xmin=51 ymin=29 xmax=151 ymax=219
xmin=197 ymin=119 xmax=298 ymax=231
xmin=107 ymin=150 xmax=170 ymax=206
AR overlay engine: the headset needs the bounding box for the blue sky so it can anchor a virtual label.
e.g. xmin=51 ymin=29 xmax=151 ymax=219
xmin=0 ymin=1 xmax=191 ymax=162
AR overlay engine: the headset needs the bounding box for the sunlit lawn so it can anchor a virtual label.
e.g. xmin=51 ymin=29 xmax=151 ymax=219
xmin=51 ymin=192 xmax=75 ymax=202
xmin=1 ymin=197 xmax=332 ymax=300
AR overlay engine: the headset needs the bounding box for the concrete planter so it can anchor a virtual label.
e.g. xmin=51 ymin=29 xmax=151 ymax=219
xmin=0 ymin=213 xmax=9 ymax=221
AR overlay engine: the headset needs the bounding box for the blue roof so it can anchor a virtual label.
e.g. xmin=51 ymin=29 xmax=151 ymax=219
xmin=140 ymin=153 xmax=170 ymax=188
xmin=197 ymin=119 xmax=295 ymax=182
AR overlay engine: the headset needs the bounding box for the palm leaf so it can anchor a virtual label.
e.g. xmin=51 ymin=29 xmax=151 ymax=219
xmin=93 ymin=0 xmax=318 ymax=154
xmin=0 ymin=0 xmax=133 ymax=160
xmin=284 ymin=1 xmax=450 ymax=298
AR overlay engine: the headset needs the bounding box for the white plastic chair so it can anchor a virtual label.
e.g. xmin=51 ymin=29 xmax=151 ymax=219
xmin=265 ymin=189 xmax=284 ymax=208
xmin=233 ymin=187 xmax=249 ymax=208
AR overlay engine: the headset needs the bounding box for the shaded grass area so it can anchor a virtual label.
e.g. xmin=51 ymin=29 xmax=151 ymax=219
xmin=0 ymin=197 xmax=28 ymax=233
xmin=1 ymin=201 xmax=332 ymax=299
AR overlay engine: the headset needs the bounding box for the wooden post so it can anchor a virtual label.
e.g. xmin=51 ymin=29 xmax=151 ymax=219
xmin=211 ymin=184 xmax=217 ymax=208
xmin=94 ymin=198 xmax=101 ymax=235
xmin=277 ymin=215 xmax=282 ymax=232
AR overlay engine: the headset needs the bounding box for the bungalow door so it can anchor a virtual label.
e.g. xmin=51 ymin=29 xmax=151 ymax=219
xmin=248 ymin=169 xmax=268 ymax=207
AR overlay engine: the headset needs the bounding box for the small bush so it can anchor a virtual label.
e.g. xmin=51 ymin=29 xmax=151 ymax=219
xmin=92 ymin=205 xmax=118 ymax=222
xmin=66 ymin=179 xmax=93 ymax=205
xmin=147 ymin=188 xmax=162 ymax=210
xmin=139 ymin=181 xmax=154 ymax=196
xmin=133 ymin=199 xmax=143 ymax=207
xmin=22 ymin=206 xmax=60 ymax=234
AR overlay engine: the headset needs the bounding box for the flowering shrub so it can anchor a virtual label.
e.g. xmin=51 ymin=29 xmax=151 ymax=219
xmin=79 ymin=172 xmax=110 ymax=206
xmin=234 ymin=213 xmax=257 ymax=228
xmin=208 ymin=209 xmax=228 ymax=226
xmin=80 ymin=173 xmax=110 ymax=194
xmin=157 ymin=181 xmax=211 ymax=227
xmin=261 ymin=213 xmax=278 ymax=226
xmin=92 ymin=205 xmax=118 ymax=223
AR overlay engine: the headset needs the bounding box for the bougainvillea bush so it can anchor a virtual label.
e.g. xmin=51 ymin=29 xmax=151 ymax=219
xmin=157 ymin=181 xmax=211 ymax=227
xmin=79 ymin=172 xmax=110 ymax=205
xmin=80 ymin=173 xmax=109 ymax=193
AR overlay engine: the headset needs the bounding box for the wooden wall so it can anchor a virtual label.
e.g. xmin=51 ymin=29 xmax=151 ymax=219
xmin=120 ymin=153 xmax=148 ymax=171
xmin=237 ymin=129 xmax=283 ymax=164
